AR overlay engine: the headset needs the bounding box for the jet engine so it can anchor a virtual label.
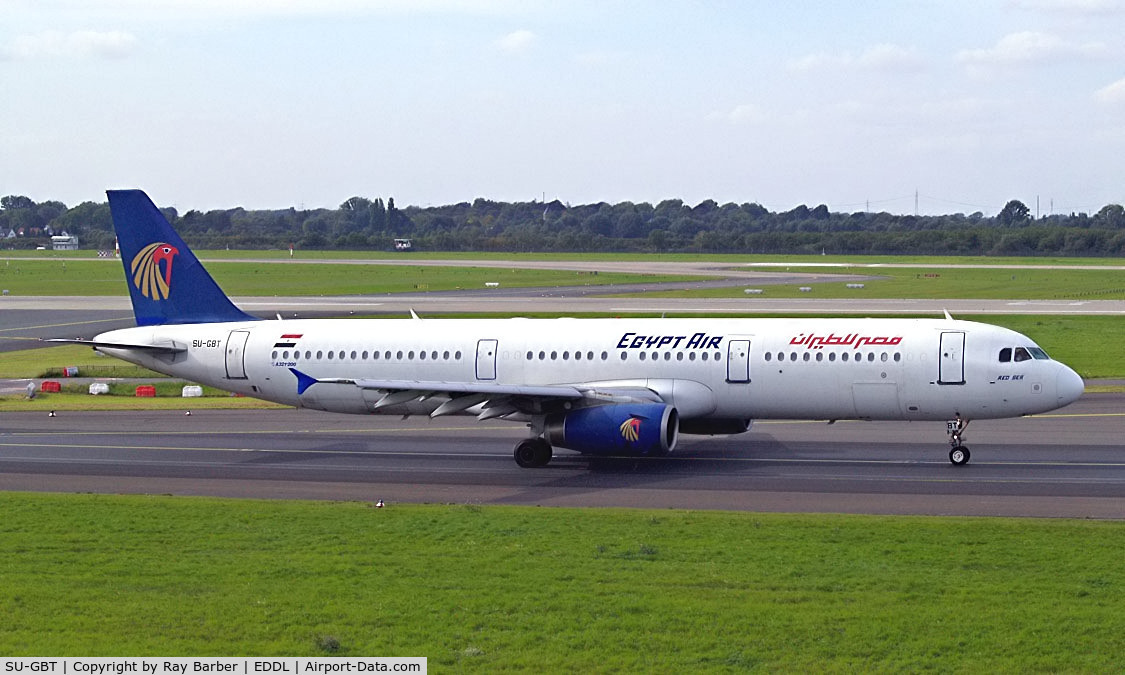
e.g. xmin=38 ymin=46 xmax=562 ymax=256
xmin=545 ymin=402 xmax=678 ymax=456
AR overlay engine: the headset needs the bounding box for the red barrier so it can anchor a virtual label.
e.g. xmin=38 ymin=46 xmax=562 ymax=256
xmin=135 ymin=385 xmax=157 ymax=397
xmin=40 ymin=381 xmax=61 ymax=393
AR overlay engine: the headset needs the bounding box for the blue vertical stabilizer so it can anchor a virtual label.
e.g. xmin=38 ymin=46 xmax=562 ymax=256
xmin=107 ymin=189 xmax=258 ymax=326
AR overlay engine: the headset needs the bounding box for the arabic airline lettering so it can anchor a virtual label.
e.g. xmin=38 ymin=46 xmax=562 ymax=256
xmin=80 ymin=190 xmax=1085 ymax=468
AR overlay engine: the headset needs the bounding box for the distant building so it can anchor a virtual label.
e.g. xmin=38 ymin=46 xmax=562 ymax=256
xmin=393 ymin=238 xmax=414 ymax=252
xmin=51 ymin=234 xmax=79 ymax=250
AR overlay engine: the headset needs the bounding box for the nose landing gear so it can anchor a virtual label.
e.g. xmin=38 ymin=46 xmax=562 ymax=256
xmin=947 ymin=416 xmax=970 ymax=466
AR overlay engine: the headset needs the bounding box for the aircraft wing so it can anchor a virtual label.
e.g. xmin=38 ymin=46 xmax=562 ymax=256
xmin=288 ymin=368 xmax=662 ymax=419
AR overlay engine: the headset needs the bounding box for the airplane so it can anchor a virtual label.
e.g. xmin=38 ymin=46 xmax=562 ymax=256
xmin=66 ymin=189 xmax=1085 ymax=468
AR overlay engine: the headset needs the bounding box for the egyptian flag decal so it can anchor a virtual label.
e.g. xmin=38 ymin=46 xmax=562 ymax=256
xmin=274 ymin=333 xmax=303 ymax=348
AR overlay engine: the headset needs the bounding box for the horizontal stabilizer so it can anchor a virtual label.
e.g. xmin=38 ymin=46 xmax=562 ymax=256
xmin=44 ymin=338 xmax=186 ymax=354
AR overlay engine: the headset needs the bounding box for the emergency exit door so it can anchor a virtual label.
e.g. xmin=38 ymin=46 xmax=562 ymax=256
xmin=726 ymin=339 xmax=751 ymax=383
xmin=476 ymin=339 xmax=498 ymax=380
xmin=225 ymin=330 xmax=250 ymax=380
xmin=938 ymin=331 xmax=965 ymax=385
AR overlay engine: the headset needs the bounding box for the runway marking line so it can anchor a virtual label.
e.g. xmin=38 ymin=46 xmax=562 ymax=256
xmin=4 ymin=441 xmax=1125 ymax=469
xmin=0 ymin=316 xmax=132 ymax=333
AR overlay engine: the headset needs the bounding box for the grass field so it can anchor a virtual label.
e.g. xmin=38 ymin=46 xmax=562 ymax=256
xmin=0 ymin=258 xmax=696 ymax=296
xmin=623 ymin=265 xmax=1125 ymax=300
xmin=11 ymin=248 xmax=1125 ymax=266
xmin=3 ymin=255 xmax=1125 ymax=299
xmin=0 ymin=494 xmax=1121 ymax=669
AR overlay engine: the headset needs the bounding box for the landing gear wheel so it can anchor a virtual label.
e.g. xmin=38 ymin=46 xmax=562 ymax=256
xmin=949 ymin=445 xmax=970 ymax=466
xmin=514 ymin=438 xmax=552 ymax=468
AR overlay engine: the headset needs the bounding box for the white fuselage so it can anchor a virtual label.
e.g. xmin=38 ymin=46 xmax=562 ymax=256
xmin=95 ymin=316 xmax=1083 ymax=423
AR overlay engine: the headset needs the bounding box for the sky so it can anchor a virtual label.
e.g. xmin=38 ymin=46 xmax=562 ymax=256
xmin=2 ymin=0 xmax=1124 ymax=216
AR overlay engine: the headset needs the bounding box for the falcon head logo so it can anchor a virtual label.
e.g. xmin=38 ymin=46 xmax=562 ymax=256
xmin=619 ymin=417 xmax=641 ymax=442
xmin=131 ymin=242 xmax=180 ymax=300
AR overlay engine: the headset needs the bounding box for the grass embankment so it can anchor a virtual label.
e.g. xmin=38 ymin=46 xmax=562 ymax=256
xmin=0 ymin=494 xmax=1121 ymax=669
xmin=0 ymin=345 xmax=287 ymax=411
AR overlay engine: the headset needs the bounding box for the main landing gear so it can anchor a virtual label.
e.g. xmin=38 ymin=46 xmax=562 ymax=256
xmin=514 ymin=438 xmax=552 ymax=468
xmin=947 ymin=416 xmax=970 ymax=466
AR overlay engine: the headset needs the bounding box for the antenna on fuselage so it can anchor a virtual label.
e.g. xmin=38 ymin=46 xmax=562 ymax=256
xmin=943 ymin=309 xmax=953 ymax=320
xmin=409 ymin=308 xmax=422 ymax=320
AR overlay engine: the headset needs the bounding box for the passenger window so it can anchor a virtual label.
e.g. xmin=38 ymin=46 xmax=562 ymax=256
xmin=999 ymin=348 xmax=1011 ymax=363
xmin=1014 ymin=347 xmax=1031 ymax=362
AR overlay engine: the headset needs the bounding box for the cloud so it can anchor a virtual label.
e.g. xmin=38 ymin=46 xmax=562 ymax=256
xmin=494 ymin=29 xmax=536 ymax=53
xmin=1 ymin=30 xmax=137 ymax=60
xmin=707 ymin=103 xmax=768 ymax=125
xmin=789 ymin=44 xmax=923 ymax=73
xmin=1094 ymin=77 xmax=1125 ymax=103
xmin=956 ymin=31 xmax=1106 ymax=67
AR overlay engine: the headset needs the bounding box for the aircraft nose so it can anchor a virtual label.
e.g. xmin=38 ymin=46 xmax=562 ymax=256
xmin=1056 ymin=366 xmax=1084 ymax=406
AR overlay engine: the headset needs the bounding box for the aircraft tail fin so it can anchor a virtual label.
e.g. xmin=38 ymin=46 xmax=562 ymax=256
xmin=107 ymin=189 xmax=257 ymax=326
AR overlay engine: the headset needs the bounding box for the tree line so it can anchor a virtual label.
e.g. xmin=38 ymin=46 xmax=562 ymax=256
xmin=3 ymin=193 xmax=1125 ymax=257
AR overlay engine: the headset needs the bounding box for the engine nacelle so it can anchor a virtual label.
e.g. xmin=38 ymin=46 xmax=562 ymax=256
xmin=545 ymin=403 xmax=679 ymax=456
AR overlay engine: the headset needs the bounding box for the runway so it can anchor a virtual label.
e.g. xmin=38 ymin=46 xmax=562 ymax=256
xmin=2 ymin=395 xmax=1122 ymax=518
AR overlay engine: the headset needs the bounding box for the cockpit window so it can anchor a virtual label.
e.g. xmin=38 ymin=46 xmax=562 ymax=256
xmin=1013 ymin=347 xmax=1032 ymax=362
xmin=1029 ymin=347 xmax=1050 ymax=360
xmin=998 ymin=347 xmax=1012 ymax=363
